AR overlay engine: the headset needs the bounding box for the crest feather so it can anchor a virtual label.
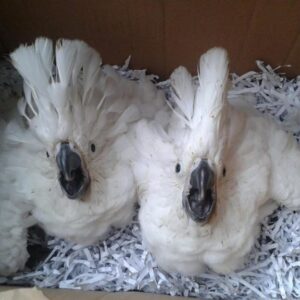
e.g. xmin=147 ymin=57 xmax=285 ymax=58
xmin=10 ymin=37 xmax=103 ymax=144
xmin=10 ymin=37 xmax=53 ymax=96
xmin=169 ymin=48 xmax=229 ymax=131
xmin=194 ymin=47 xmax=229 ymax=128
xmin=170 ymin=66 xmax=195 ymax=126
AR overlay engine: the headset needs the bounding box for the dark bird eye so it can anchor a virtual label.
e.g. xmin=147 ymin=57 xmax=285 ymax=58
xmin=46 ymin=151 xmax=50 ymax=158
xmin=90 ymin=143 xmax=96 ymax=153
xmin=223 ymin=167 xmax=226 ymax=177
xmin=175 ymin=163 xmax=181 ymax=173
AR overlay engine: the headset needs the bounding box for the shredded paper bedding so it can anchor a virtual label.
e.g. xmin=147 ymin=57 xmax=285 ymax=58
xmin=1 ymin=58 xmax=300 ymax=299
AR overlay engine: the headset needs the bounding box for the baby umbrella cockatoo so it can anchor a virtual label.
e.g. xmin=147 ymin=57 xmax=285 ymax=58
xmin=131 ymin=47 xmax=300 ymax=275
xmin=0 ymin=37 xmax=166 ymax=276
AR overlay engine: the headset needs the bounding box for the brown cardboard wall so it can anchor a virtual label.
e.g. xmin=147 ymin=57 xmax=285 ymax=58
xmin=0 ymin=0 xmax=299 ymax=78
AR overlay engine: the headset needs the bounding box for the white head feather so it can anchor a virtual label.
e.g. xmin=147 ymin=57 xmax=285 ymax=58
xmin=10 ymin=38 xmax=106 ymax=146
xmin=167 ymin=48 xmax=230 ymax=172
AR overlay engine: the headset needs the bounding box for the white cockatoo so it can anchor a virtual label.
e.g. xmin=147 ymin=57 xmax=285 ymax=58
xmin=130 ymin=47 xmax=300 ymax=276
xmin=0 ymin=37 xmax=167 ymax=275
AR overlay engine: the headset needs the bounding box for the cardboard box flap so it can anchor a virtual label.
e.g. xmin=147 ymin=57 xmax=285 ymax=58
xmin=0 ymin=287 xmax=190 ymax=300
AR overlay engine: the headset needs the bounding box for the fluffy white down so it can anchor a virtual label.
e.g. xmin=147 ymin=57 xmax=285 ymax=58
xmin=132 ymin=48 xmax=300 ymax=275
xmin=0 ymin=37 xmax=167 ymax=275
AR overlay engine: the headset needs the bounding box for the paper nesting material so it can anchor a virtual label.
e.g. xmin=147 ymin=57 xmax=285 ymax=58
xmin=1 ymin=58 xmax=300 ymax=299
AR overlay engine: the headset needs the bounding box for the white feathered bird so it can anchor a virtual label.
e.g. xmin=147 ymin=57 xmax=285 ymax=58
xmin=0 ymin=37 xmax=167 ymax=275
xmin=130 ymin=47 xmax=300 ymax=275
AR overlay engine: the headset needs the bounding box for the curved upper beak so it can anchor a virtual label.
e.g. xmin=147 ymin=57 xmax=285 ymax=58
xmin=56 ymin=143 xmax=82 ymax=181
xmin=56 ymin=142 xmax=90 ymax=200
xmin=183 ymin=160 xmax=216 ymax=223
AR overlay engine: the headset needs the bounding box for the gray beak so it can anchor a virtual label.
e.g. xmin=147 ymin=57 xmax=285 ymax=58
xmin=56 ymin=142 xmax=90 ymax=200
xmin=183 ymin=160 xmax=216 ymax=223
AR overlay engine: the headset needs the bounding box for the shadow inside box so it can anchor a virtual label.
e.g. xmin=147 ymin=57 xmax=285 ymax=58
xmin=0 ymin=225 xmax=51 ymax=287
xmin=26 ymin=225 xmax=51 ymax=272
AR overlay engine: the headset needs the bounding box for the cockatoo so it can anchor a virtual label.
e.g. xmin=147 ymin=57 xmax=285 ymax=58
xmin=0 ymin=37 xmax=167 ymax=275
xmin=131 ymin=47 xmax=300 ymax=275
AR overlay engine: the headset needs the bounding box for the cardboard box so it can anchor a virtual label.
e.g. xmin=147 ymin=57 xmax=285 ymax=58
xmin=0 ymin=287 xmax=185 ymax=300
xmin=0 ymin=0 xmax=300 ymax=298
xmin=1 ymin=0 xmax=300 ymax=78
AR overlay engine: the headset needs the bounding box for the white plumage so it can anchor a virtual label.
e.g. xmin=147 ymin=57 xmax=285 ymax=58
xmin=0 ymin=37 xmax=166 ymax=275
xmin=131 ymin=47 xmax=300 ymax=275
